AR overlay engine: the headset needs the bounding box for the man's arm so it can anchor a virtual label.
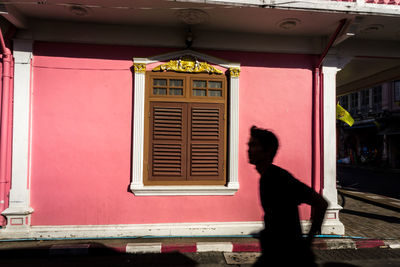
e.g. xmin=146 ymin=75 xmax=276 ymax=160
xmin=305 ymin=191 xmax=328 ymax=246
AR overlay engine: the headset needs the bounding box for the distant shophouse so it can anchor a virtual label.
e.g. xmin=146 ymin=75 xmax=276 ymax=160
xmin=338 ymin=80 xmax=400 ymax=168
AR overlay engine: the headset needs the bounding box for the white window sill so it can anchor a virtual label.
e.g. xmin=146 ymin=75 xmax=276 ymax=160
xmin=130 ymin=183 xmax=239 ymax=196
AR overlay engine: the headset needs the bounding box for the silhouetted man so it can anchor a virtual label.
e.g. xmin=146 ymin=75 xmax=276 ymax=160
xmin=248 ymin=126 xmax=328 ymax=266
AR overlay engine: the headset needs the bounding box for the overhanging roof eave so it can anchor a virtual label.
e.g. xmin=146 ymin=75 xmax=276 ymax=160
xmin=175 ymin=0 xmax=400 ymax=17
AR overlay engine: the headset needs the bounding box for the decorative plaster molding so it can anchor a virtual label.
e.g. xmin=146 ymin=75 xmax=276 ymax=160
xmin=133 ymin=63 xmax=146 ymax=73
xmin=133 ymin=50 xmax=240 ymax=70
xmin=152 ymin=56 xmax=223 ymax=74
xmin=229 ymin=67 xmax=240 ymax=78
xmin=175 ymin=9 xmax=209 ymax=25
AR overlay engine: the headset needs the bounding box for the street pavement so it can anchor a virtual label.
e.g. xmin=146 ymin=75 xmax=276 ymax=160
xmin=339 ymin=189 xmax=400 ymax=239
xmin=0 ymin=165 xmax=399 ymax=266
xmin=337 ymin=164 xmax=400 ymax=240
xmin=337 ymin=164 xmax=400 ymax=199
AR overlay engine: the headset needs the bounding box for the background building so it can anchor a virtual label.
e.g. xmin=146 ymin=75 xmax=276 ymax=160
xmin=338 ymin=79 xmax=400 ymax=168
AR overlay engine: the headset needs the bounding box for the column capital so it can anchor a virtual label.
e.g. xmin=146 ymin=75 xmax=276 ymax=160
xmin=133 ymin=63 xmax=146 ymax=74
xmin=229 ymin=67 xmax=240 ymax=78
xmin=322 ymin=55 xmax=352 ymax=72
xmin=13 ymin=39 xmax=33 ymax=64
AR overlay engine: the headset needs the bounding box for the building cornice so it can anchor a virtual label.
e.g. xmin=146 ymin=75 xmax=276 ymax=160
xmin=179 ymin=0 xmax=400 ymax=16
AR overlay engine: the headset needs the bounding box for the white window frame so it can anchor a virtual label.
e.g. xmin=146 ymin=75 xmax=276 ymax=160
xmin=130 ymin=50 xmax=240 ymax=196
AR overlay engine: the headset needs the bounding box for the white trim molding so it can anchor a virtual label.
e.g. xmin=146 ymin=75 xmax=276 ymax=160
xmin=0 ymin=219 xmax=343 ymax=239
xmin=130 ymin=185 xmax=239 ymax=196
xmin=131 ymin=50 xmax=240 ymax=196
xmin=0 ymin=221 xmax=263 ymax=239
xmin=1 ymin=39 xmax=34 ymax=231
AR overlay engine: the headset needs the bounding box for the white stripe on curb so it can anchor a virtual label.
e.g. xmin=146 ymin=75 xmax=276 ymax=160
xmin=324 ymin=239 xmax=356 ymax=250
xmin=385 ymin=240 xmax=400 ymax=249
xmin=126 ymin=243 xmax=162 ymax=253
xmin=196 ymin=242 xmax=233 ymax=252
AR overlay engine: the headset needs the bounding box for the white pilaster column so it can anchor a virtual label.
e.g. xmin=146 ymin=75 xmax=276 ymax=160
xmin=131 ymin=62 xmax=147 ymax=189
xmin=321 ymin=56 xmax=350 ymax=235
xmin=322 ymin=65 xmax=340 ymax=206
xmin=227 ymin=67 xmax=240 ymax=190
xmin=2 ymin=39 xmax=34 ymax=230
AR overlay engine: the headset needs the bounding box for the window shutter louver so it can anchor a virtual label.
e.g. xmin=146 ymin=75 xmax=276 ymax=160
xmin=188 ymin=103 xmax=224 ymax=180
xmin=149 ymin=102 xmax=187 ymax=181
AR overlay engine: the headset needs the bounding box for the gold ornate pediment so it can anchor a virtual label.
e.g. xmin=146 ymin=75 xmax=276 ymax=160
xmin=152 ymin=56 xmax=223 ymax=75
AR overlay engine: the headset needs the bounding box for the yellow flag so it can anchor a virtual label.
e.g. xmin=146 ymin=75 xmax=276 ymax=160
xmin=336 ymin=103 xmax=354 ymax=127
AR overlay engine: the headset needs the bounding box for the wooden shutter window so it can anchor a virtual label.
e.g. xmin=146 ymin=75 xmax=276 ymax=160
xmin=145 ymin=73 xmax=227 ymax=184
xmin=149 ymin=102 xmax=187 ymax=181
xmin=188 ymin=103 xmax=224 ymax=180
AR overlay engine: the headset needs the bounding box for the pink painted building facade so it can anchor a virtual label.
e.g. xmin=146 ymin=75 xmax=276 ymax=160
xmin=0 ymin=0 xmax=399 ymax=239
xmin=31 ymin=43 xmax=315 ymax=226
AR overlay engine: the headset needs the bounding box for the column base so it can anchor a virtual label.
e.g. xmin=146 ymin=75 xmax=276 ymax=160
xmin=322 ymin=204 xmax=345 ymax=235
xmin=1 ymin=206 xmax=34 ymax=231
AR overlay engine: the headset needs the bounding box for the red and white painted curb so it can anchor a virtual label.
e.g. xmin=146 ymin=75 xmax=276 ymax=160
xmin=124 ymin=241 xmax=262 ymax=254
xmin=313 ymin=239 xmax=400 ymax=250
xmin=47 ymin=239 xmax=400 ymax=254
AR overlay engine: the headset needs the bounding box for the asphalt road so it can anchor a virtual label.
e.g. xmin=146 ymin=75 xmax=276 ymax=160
xmin=337 ymin=165 xmax=400 ymax=199
xmin=0 ymin=248 xmax=400 ymax=266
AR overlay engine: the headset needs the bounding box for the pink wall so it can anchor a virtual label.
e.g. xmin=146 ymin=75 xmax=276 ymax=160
xmin=30 ymin=42 xmax=316 ymax=225
xmin=334 ymin=0 xmax=400 ymax=4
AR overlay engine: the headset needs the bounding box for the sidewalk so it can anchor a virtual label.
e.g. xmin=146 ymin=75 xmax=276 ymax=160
xmin=0 ymin=190 xmax=399 ymax=255
xmin=339 ymin=189 xmax=400 ymax=240
xmin=1 ymin=236 xmax=398 ymax=256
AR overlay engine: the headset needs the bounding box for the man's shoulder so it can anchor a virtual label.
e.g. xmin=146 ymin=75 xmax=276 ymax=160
xmin=262 ymin=164 xmax=294 ymax=183
xmin=267 ymin=164 xmax=293 ymax=177
xmin=266 ymin=164 xmax=305 ymax=185
xmin=268 ymin=165 xmax=315 ymax=199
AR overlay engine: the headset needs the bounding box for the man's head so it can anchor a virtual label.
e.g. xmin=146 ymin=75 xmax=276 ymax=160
xmin=248 ymin=126 xmax=279 ymax=166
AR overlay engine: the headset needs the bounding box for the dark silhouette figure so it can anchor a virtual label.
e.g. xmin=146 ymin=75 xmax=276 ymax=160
xmin=248 ymin=126 xmax=328 ymax=267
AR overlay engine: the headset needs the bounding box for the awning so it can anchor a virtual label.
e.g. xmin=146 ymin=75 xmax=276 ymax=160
xmin=342 ymin=119 xmax=377 ymax=130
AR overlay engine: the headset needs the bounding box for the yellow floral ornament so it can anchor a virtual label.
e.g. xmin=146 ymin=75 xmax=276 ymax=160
xmin=133 ymin=63 xmax=146 ymax=74
xmin=152 ymin=56 xmax=223 ymax=75
xmin=229 ymin=68 xmax=240 ymax=78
